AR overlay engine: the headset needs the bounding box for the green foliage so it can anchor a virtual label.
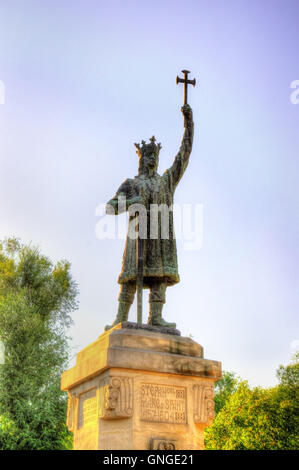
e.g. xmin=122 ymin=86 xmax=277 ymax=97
xmin=214 ymin=371 xmax=240 ymax=414
xmin=0 ymin=415 xmax=19 ymax=450
xmin=0 ymin=238 xmax=77 ymax=323
xmin=205 ymin=355 xmax=299 ymax=450
xmin=276 ymin=352 xmax=299 ymax=387
xmin=0 ymin=238 xmax=78 ymax=450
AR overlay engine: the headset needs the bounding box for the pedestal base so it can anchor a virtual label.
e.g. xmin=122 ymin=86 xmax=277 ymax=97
xmin=61 ymin=323 xmax=222 ymax=450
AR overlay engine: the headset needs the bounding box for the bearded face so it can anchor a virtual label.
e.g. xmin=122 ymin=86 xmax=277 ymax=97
xmin=135 ymin=137 xmax=162 ymax=175
xmin=142 ymin=147 xmax=159 ymax=171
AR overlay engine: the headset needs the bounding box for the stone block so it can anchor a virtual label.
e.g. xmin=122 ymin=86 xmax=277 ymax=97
xmin=61 ymin=323 xmax=221 ymax=450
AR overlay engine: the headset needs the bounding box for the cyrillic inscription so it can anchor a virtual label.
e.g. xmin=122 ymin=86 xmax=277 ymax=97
xmin=78 ymin=388 xmax=97 ymax=428
xmin=140 ymin=383 xmax=187 ymax=424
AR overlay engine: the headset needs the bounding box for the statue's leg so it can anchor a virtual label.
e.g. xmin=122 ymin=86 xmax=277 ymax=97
xmin=147 ymin=280 xmax=176 ymax=328
xmin=105 ymin=281 xmax=136 ymax=331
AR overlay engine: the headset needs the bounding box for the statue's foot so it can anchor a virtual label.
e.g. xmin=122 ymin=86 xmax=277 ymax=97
xmin=105 ymin=301 xmax=131 ymax=331
xmin=148 ymin=317 xmax=177 ymax=329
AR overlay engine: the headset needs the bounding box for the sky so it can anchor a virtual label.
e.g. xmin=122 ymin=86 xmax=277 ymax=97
xmin=0 ymin=0 xmax=298 ymax=387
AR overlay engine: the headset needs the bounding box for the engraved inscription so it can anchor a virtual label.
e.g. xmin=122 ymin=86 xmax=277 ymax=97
xmin=78 ymin=388 xmax=97 ymax=429
xmin=140 ymin=383 xmax=187 ymax=424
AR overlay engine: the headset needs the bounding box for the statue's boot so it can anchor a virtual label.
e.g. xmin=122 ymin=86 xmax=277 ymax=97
xmin=105 ymin=301 xmax=131 ymax=331
xmin=147 ymin=302 xmax=176 ymax=329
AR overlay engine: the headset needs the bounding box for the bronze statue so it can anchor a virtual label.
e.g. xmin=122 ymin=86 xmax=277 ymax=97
xmin=105 ymin=71 xmax=195 ymax=330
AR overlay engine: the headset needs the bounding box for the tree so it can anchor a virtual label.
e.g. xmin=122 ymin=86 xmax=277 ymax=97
xmin=205 ymin=355 xmax=299 ymax=450
xmin=276 ymin=352 xmax=299 ymax=387
xmin=0 ymin=238 xmax=78 ymax=450
xmin=214 ymin=371 xmax=240 ymax=414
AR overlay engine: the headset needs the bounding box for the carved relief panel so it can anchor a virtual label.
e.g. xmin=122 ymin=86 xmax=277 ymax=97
xmin=193 ymin=384 xmax=215 ymax=424
xmin=66 ymin=391 xmax=78 ymax=432
xmin=150 ymin=438 xmax=176 ymax=450
xmin=99 ymin=376 xmax=133 ymax=420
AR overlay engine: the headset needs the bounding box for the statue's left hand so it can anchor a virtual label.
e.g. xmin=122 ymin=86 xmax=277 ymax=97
xmin=127 ymin=195 xmax=143 ymax=207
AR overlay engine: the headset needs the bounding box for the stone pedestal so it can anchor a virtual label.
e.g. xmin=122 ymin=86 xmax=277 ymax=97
xmin=61 ymin=323 xmax=221 ymax=450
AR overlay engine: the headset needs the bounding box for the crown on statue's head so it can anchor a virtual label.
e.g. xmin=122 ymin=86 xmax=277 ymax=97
xmin=134 ymin=136 xmax=162 ymax=158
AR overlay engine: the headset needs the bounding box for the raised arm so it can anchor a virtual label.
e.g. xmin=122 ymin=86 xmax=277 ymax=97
xmin=166 ymin=104 xmax=194 ymax=188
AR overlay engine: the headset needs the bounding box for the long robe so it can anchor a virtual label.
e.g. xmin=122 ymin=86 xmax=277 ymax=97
xmin=109 ymin=119 xmax=193 ymax=288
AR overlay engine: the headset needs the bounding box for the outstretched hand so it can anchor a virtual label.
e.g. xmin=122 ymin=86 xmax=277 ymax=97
xmin=181 ymin=104 xmax=193 ymax=120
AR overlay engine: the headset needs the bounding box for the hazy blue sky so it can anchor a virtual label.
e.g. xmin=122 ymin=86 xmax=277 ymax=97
xmin=0 ymin=0 xmax=298 ymax=387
